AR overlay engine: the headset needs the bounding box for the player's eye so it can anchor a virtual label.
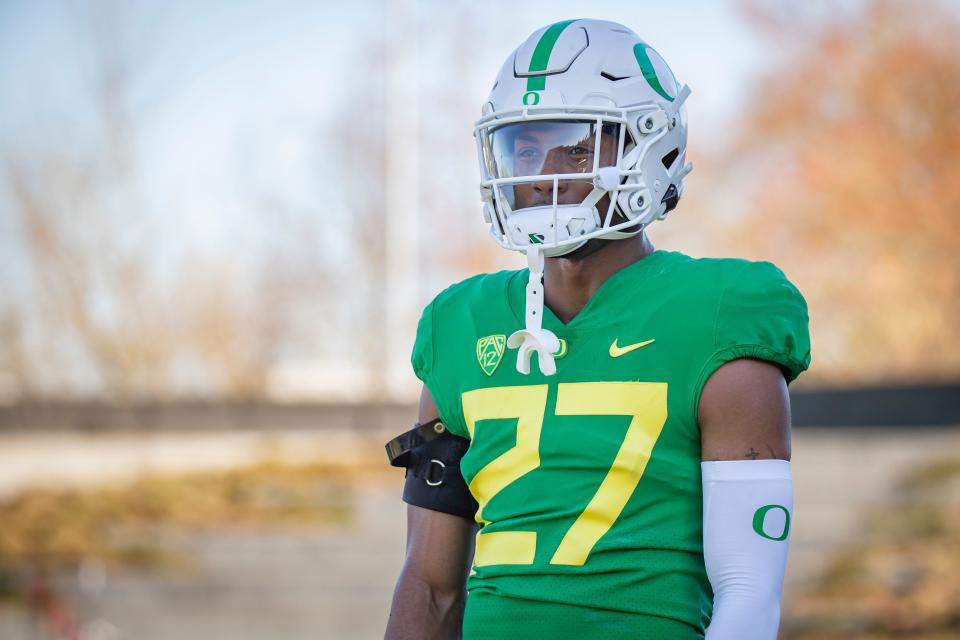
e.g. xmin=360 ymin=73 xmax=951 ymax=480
xmin=517 ymin=147 xmax=542 ymax=161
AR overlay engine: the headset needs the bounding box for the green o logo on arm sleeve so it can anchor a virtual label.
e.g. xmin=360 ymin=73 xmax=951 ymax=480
xmin=752 ymin=504 xmax=791 ymax=541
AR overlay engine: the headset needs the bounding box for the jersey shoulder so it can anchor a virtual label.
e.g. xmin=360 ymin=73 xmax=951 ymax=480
xmin=431 ymin=268 xmax=520 ymax=316
xmin=677 ymin=253 xmax=811 ymax=384
xmin=659 ymin=251 xmax=805 ymax=307
xmin=651 ymin=250 xmax=790 ymax=289
xmin=410 ymin=269 xmax=519 ymax=383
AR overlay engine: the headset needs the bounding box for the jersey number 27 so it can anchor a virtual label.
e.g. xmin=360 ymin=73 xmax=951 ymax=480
xmin=461 ymin=381 xmax=667 ymax=567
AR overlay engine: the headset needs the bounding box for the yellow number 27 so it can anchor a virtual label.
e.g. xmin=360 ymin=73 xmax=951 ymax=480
xmin=461 ymin=381 xmax=667 ymax=568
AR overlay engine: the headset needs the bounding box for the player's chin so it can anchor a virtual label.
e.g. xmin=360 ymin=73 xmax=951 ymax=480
xmin=515 ymin=198 xmax=562 ymax=209
xmin=515 ymin=185 xmax=595 ymax=210
xmin=553 ymin=238 xmax=608 ymax=262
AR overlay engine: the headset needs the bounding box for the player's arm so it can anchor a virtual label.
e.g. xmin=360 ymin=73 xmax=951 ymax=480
xmin=385 ymin=385 xmax=477 ymax=640
xmin=698 ymin=357 xmax=793 ymax=640
xmin=699 ymin=357 xmax=791 ymax=462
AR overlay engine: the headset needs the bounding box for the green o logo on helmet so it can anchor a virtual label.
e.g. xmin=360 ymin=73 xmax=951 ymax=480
xmin=752 ymin=504 xmax=791 ymax=541
xmin=522 ymin=91 xmax=541 ymax=106
xmin=633 ymin=44 xmax=676 ymax=102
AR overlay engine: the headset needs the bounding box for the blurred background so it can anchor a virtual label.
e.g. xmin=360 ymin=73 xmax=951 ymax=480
xmin=0 ymin=0 xmax=958 ymax=638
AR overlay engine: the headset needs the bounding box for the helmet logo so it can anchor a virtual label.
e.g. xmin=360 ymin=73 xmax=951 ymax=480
xmin=633 ymin=44 xmax=675 ymax=102
xmin=521 ymin=20 xmax=576 ymax=106
xmin=528 ymin=233 xmax=545 ymax=244
xmin=476 ymin=335 xmax=507 ymax=376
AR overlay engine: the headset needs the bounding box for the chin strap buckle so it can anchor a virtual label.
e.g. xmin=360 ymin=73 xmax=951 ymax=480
xmin=507 ymin=246 xmax=560 ymax=376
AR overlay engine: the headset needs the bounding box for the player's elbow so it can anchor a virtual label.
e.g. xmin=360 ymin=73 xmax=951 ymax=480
xmin=706 ymin=582 xmax=782 ymax=640
xmin=400 ymin=559 xmax=468 ymax=605
xmin=385 ymin=564 xmax=467 ymax=640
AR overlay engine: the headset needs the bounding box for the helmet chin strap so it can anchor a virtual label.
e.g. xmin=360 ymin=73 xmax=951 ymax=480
xmin=507 ymin=245 xmax=561 ymax=376
xmin=505 ymin=175 xmax=619 ymax=376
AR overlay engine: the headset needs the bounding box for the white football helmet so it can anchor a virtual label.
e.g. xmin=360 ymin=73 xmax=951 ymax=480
xmin=474 ymin=19 xmax=692 ymax=376
xmin=475 ymin=19 xmax=692 ymax=257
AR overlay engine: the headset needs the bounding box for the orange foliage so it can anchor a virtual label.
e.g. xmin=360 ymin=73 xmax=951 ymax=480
xmin=731 ymin=0 xmax=960 ymax=384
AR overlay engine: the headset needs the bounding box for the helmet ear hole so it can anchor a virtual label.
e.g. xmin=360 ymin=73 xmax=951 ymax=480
xmin=661 ymin=148 xmax=680 ymax=170
xmin=660 ymin=184 xmax=680 ymax=214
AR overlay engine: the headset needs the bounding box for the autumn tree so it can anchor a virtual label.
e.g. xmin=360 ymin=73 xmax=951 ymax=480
xmin=728 ymin=0 xmax=960 ymax=384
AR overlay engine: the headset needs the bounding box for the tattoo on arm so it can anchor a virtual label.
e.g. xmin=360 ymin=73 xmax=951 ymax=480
xmin=741 ymin=445 xmax=784 ymax=460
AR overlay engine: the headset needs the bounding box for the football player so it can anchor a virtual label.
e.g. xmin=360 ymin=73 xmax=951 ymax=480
xmin=385 ymin=19 xmax=810 ymax=640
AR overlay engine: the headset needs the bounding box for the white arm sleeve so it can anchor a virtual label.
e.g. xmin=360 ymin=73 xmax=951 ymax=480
xmin=701 ymin=459 xmax=793 ymax=640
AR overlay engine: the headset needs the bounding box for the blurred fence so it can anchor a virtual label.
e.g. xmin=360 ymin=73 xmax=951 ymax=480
xmin=791 ymin=383 xmax=960 ymax=427
xmin=0 ymin=401 xmax=411 ymax=433
xmin=2 ymin=382 xmax=958 ymax=433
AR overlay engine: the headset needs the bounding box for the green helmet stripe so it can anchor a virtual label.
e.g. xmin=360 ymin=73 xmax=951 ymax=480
xmin=633 ymin=44 xmax=675 ymax=102
xmin=525 ymin=19 xmax=577 ymax=92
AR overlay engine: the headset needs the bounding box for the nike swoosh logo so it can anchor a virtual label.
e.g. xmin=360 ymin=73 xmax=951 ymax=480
xmin=609 ymin=338 xmax=656 ymax=358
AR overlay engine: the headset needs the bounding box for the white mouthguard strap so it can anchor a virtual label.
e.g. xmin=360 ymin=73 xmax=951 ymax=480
xmin=506 ymin=245 xmax=560 ymax=376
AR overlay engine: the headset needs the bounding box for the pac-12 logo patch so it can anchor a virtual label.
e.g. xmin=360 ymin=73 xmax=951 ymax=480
xmin=476 ymin=334 xmax=506 ymax=376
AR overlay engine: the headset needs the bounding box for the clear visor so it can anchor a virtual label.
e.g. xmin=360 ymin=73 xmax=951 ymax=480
xmin=489 ymin=120 xmax=620 ymax=179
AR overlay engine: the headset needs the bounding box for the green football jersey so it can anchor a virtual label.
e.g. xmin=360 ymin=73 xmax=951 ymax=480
xmin=410 ymin=249 xmax=810 ymax=640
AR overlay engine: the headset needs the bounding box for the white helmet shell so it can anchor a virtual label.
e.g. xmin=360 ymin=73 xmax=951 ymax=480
xmin=475 ymin=19 xmax=692 ymax=258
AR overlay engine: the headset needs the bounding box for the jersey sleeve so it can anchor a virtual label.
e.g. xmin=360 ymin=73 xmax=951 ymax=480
xmin=411 ymin=298 xmax=435 ymax=384
xmin=695 ymin=261 xmax=811 ymax=403
xmin=410 ymin=295 xmax=470 ymax=438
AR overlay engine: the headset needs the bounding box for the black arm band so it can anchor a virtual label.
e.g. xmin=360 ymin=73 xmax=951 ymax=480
xmin=385 ymin=418 xmax=478 ymax=521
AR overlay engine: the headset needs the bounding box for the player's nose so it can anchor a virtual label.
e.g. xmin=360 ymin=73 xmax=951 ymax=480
xmin=532 ymin=174 xmax=567 ymax=196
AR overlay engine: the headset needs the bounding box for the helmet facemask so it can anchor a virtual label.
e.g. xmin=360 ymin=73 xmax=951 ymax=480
xmin=478 ymin=112 xmax=642 ymax=258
